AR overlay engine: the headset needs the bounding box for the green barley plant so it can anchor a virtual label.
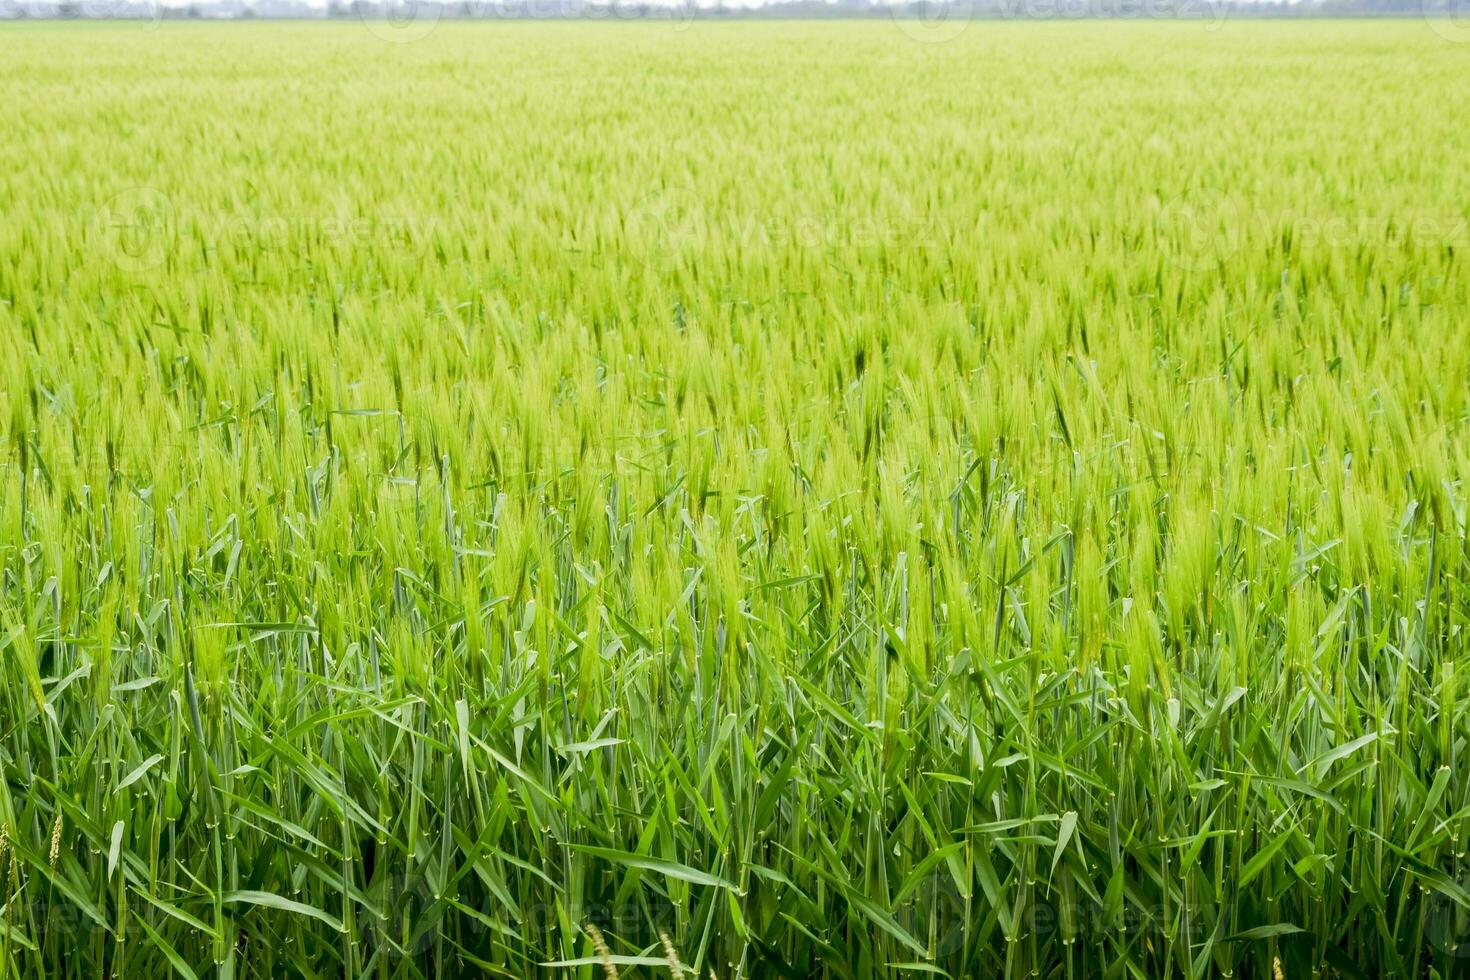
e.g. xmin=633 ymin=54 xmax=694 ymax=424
xmin=2 ymin=17 xmax=1470 ymax=979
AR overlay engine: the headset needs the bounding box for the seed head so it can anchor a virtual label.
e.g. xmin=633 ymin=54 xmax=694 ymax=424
xmin=1273 ymin=956 xmax=1285 ymax=980
xmin=584 ymin=922 xmax=619 ymax=980
xmin=48 ymin=813 xmax=62 ymax=870
xmin=659 ymin=931 xmax=684 ymax=977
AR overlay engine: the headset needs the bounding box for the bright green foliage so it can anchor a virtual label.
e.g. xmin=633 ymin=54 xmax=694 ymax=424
xmin=2 ymin=19 xmax=1470 ymax=979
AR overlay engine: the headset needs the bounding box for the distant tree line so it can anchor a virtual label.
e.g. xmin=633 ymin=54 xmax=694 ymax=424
xmin=5 ymin=0 xmax=1459 ymax=20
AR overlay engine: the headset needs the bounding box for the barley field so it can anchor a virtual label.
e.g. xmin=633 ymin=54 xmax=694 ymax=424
xmin=2 ymin=18 xmax=1470 ymax=978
